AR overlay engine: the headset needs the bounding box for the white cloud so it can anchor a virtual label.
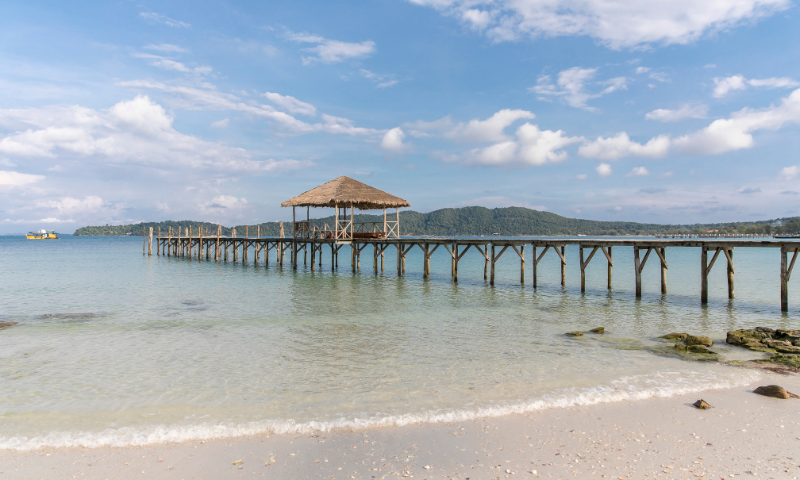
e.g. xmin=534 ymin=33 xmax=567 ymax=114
xmin=144 ymin=43 xmax=188 ymax=53
xmin=263 ymin=92 xmax=317 ymax=116
xmin=0 ymin=96 xmax=309 ymax=172
xmin=381 ymin=127 xmax=409 ymax=153
xmin=578 ymin=132 xmax=670 ymax=161
xmin=406 ymin=0 xmax=788 ymax=49
xmin=780 ymin=165 xmax=798 ymax=180
xmin=119 ymin=80 xmax=379 ymax=136
xmin=713 ymin=75 xmax=800 ymax=97
xmin=649 ymin=72 xmax=670 ymax=83
xmin=674 ymin=88 xmax=800 ymax=154
xmin=0 ymin=170 xmax=44 ymax=186
xmin=139 ymin=12 xmax=191 ymax=28
xmin=624 ymin=166 xmax=650 ymax=178
xmin=445 ymin=109 xmax=535 ymax=142
xmin=205 ymin=195 xmax=248 ymax=210
xmin=596 ymin=163 xmax=612 ymax=177
xmin=463 ymin=122 xmax=583 ymax=167
xmin=576 ymin=174 xmax=587 ymax=180
xmin=462 ymin=9 xmax=493 ymax=30
xmin=286 ymin=31 xmax=376 ymax=64
xmin=132 ymin=53 xmax=211 ymax=75
xmin=403 ymin=116 xmax=453 ymax=137
xmin=36 ymin=196 xmax=104 ymax=213
xmin=635 ymin=67 xmax=651 ymax=74
xmin=645 ymin=104 xmax=708 ymax=122
xmin=211 ymin=119 xmax=229 ymax=129
xmin=705 ymin=64 xmax=717 ymax=69
xmin=360 ymin=69 xmax=399 ymax=88
xmin=530 ymin=67 xmax=627 ymax=111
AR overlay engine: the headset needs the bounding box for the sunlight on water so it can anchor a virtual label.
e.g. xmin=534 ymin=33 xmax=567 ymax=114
xmin=0 ymin=236 xmax=796 ymax=450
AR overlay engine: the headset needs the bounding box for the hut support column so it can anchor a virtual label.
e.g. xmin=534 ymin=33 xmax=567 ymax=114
xmin=397 ymin=244 xmax=402 ymax=276
xmin=311 ymin=240 xmax=315 ymax=271
xmin=374 ymin=244 xmax=379 ymax=273
xmin=292 ymin=207 xmax=297 ymax=269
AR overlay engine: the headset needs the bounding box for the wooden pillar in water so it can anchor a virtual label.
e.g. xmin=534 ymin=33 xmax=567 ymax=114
xmin=215 ymin=225 xmax=221 ymax=261
xmin=148 ymin=227 xmax=153 ymax=256
xmin=701 ymin=247 xmax=708 ymax=304
xmin=660 ymin=248 xmax=667 ymax=295
xmin=490 ymin=243 xmax=496 ymax=286
xmin=157 ymin=227 xmax=161 ymax=255
xmin=634 ymin=246 xmax=642 ymax=298
xmin=397 ymin=244 xmax=402 ymax=276
xmin=560 ymin=246 xmax=566 ymax=287
xmin=532 ymin=246 xmax=537 ymax=288
xmin=607 ymin=246 xmax=612 ymax=289
xmin=453 ymin=244 xmax=459 ymax=282
xmin=422 ymin=244 xmax=428 ymax=278
xmin=780 ymin=246 xmax=788 ymax=312
xmin=726 ymin=249 xmax=734 ymax=299
xmin=580 ymin=245 xmax=585 ymax=292
xmin=310 ymin=240 xmax=315 ymax=271
xmin=168 ymin=227 xmax=171 ymax=257
xmin=519 ymin=245 xmax=524 ymax=284
xmin=188 ymin=227 xmax=192 ymax=258
xmin=143 ymin=227 xmax=146 ymax=255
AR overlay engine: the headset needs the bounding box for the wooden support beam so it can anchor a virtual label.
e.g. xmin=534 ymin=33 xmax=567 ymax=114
xmin=143 ymin=226 xmax=146 ymax=255
xmin=701 ymin=247 xmax=708 ymax=304
xmin=601 ymin=246 xmax=613 ymax=289
xmin=579 ymin=245 xmax=599 ymax=292
xmin=148 ymin=227 xmax=153 ymax=256
xmin=511 ymin=245 xmax=524 ymax=284
xmin=781 ymin=246 xmax=789 ymax=312
xmin=724 ymin=248 xmax=734 ymax=299
xmin=311 ymin=240 xmax=316 ymax=271
xmin=635 ymin=246 xmax=642 ymax=297
xmin=490 ymin=244 xmax=495 ymax=285
xmin=532 ymin=246 xmax=537 ymax=288
xmin=659 ymin=248 xmax=667 ymax=294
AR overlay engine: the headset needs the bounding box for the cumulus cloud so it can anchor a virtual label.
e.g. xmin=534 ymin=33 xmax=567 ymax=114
xmin=635 ymin=67 xmax=651 ymax=74
xmin=530 ymin=67 xmax=627 ymax=111
xmin=713 ymin=75 xmax=800 ymax=97
xmin=0 ymin=170 xmax=44 ymax=186
xmin=406 ymin=0 xmax=789 ymax=49
xmin=646 ymin=104 xmax=708 ymax=122
xmin=262 ymin=92 xmax=317 ymax=116
xmin=578 ymin=133 xmax=670 ymax=161
xmin=462 ymin=123 xmax=583 ymax=167
xmin=380 ymin=127 xmax=409 ymax=154
xmin=286 ymin=31 xmax=375 ymax=64
xmin=781 ymin=165 xmax=798 ymax=180
xmin=205 ymin=195 xmax=248 ymax=210
xmin=211 ymin=118 xmax=229 ymax=129
xmin=445 ymin=109 xmax=535 ymax=142
xmin=0 ymin=96 xmax=310 ymax=172
xmin=624 ymin=167 xmax=650 ymax=177
xmin=36 ymin=196 xmax=104 ymax=213
xmin=596 ymin=163 xmax=612 ymax=177
xmin=139 ymin=12 xmax=191 ymax=28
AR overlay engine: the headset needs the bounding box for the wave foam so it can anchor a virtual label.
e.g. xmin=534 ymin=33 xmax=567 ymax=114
xmin=0 ymin=369 xmax=760 ymax=451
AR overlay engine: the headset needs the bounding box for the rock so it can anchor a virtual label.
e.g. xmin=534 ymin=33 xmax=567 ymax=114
xmin=755 ymin=355 xmax=800 ymax=368
xmin=692 ymin=399 xmax=712 ymax=409
xmin=672 ymin=343 xmax=689 ymax=352
xmin=565 ymin=331 xmax=584 ymax=337
xmin=686 ymin=335 xmax=713 ymax=347
xmin=662 ymin=332 xmax=689 ymax=341
xmin=753 ymin=385 xmax=800 ymax=399
xmin=589 ymin=327 xmax=605 ymax=334
xmin=727 ymin=328 xmax=771 ymax=347
xmin=687 ymin=345 xmax=716 ymax=354
xmin=0 ymin=321 xmax=18 ymax=330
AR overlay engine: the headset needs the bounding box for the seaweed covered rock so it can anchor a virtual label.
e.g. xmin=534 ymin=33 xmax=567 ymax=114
xmin=565 ymin=331 xmax=584 ymax=337
xmin=686 ymin=335 xmax=713 ymax=347
xmin=662 ymin=332 xmax=689 ymax=341
xmin=589 ymin=327 xmax=605 ymax=334
xmin=727 ymin=327 xmax=800 ymax=353
xmin=0 ymin=321 xmax=18 ymax=330
xmin=753 ymin=385 xmax=800 ymax=399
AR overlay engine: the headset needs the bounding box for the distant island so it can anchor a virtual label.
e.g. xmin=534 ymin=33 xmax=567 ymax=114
xmin=72 ymin=206 xmax=800 ymax=237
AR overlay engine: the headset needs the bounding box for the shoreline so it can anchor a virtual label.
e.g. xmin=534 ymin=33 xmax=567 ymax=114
xmin=3 ymin=373 xmax=799 ymax=479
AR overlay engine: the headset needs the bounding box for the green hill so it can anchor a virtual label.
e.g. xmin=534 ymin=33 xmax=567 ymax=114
xmin=72 ymin=206 xmax=799 ymax=236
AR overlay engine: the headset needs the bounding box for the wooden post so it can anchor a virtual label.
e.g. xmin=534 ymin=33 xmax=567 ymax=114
xmin=634 ymin=246 xmax=642 ymax=298
xmin=453 ymin=244 xmax=459 ymax=282
xmin=726 ymin=249 xmax=734 ymax=299
xmin=168 ymin=227 xmax=172 ymax=257
xmin=334 ymin=204 xmax=338 ymax=240
xmin=216 ymin=225 xmax=221 ymax=261
xmin=311 ymin=240 xmax=315 ymax=271
xmin=560 ymin=246 xmax=566 ymax=287
xmin=484 ymin=246 xmax=488 ymax=281
xmin=380 ymin=247 xmax=384 ymax=272
xmin=332 ymin=244 xmax=336 ymax=271
xmin=396 ymin=208 xmax=400 ymax=238
xmin=232 ymin=228 xmax=237 ymax=262
xmin=157 ymin=227 xmax=161 ymax=255
xmin=607 ymin=246 xmax=612 ymax=289
xmin=292 ymin=207 xmax=297 ymax=269
xmin=423 ymin=244 xmax=429 ymax=277
xmin=374 ymin=244 xmax=379 ymax=273
xmin=781 ymin=245 xmax=788 ymax=312
xmin=701 ymin=247 xmax=708 ymax=304
xmin=397 ymin=244 xmax=402 ymax=276
xmin=490 ymin=243 xmax=495 ymax=286
xmin=532 ymin=246 xmax=537 ymax=288
xmin=383 ymin=208 xmax=387 ymax=235
xmin=257 ymin=225 xmax=260 ymax=238
xmin=148 ymin=227 xmax=153 ymax=256
xmin=580 ymin=245 xmax=585 ymax=292
xmin=519 ymin=245 xmax=524 ymax=284
xmin=660 ymin=248 xmax=667 ymax=294
xmin=143 ymin=226 xmax=146 ymax=255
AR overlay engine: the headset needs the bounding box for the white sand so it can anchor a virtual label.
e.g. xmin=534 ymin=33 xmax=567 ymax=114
xmin=2 ymin=372 xmax=799 ymax=480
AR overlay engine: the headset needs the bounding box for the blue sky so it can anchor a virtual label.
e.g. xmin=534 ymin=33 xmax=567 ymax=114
xmin=1 ymin=0 xmax=799 ymax=232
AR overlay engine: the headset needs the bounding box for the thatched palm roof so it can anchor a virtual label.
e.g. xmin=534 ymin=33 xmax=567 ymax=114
xmin=281 ymin=176 xmax=410 ymax=210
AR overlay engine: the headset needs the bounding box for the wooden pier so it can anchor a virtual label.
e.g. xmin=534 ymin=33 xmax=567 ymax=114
xmin=146 ymin=228 xmax=800 ymax=312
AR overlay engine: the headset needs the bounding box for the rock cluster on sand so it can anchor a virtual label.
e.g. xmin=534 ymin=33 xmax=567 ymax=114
xmin=726 ymin=327 xmax=800 ymax=354
xmin=0 ymin=321 xmax=18 ymax=330
xmin=661 ymin=333 xmax=716 ymax=355
xmin=753 ymin=385 xmax=800 ymax=399
xmin=565 ymin=327 xmax=605 ymax=337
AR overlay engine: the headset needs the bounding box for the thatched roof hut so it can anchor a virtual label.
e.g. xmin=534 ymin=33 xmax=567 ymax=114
xmin=281 ymin=176 xmax=410 ymax=210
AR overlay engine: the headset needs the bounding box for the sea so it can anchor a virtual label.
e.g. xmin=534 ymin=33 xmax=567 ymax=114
xmin=0 ymin=235 xmax=796 ymax=451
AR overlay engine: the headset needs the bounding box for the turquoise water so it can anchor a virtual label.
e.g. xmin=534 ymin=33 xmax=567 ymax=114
xmin=0 ymin=235 xmax=796 ymax=450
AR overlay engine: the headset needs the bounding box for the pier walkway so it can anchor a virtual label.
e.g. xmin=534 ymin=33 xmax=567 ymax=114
xmin=145 ymin=231 xmax=800 ymax=312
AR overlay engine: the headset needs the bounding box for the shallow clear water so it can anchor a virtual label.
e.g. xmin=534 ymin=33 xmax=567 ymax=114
xmin=0 ymin=235 xmax=796 ymax=450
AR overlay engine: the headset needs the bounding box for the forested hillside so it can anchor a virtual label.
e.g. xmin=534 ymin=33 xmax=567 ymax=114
xmin=73 ymin=206 xmax=799 ymax=236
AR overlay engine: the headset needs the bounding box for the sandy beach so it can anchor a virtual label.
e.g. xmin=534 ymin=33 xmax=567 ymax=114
xmin=3 ymin=371 xmax=798 ymax=480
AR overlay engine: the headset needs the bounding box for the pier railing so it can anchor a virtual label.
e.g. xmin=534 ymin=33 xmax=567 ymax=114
xmin=292 ymin=220 xmax=399 ymax=240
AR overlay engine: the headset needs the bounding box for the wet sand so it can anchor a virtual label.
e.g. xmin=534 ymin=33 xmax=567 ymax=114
xmin=2 ymin=372 xmax=799 ymax=480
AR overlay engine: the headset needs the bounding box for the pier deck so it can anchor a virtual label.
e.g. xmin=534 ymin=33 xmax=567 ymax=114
xmin=145 ymin=230 xmax=799 ymax=312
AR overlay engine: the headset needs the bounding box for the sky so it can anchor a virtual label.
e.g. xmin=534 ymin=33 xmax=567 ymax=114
xmin=1 ymin=0 xmax=799 ymax=233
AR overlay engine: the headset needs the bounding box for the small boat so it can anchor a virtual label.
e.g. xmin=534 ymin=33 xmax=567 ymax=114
xmin=491 ymin=232 xmax=501 ymax=236
xmin=26 ymin=229 xmax=59 ymax=240
xmin=577 ymin=234 xmax=587 ymax=237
